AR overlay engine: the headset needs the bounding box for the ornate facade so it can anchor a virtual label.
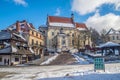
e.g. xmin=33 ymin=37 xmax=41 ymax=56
xmin=39 ymin=15 xmax=92 ymax=53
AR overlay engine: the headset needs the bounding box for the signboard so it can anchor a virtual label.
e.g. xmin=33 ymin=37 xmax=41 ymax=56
xmin=94 ymin=58 xmax=105 ymax=72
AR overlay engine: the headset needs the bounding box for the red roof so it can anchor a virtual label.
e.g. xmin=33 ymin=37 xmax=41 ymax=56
xmin=75 ymin=23 xmax=88 ymax=29
xmin=48 ymin=16 xmax=73 ymax=23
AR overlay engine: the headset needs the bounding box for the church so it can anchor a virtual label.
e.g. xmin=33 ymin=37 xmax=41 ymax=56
xmin=39 ymin=14 xmax=92 ymax=53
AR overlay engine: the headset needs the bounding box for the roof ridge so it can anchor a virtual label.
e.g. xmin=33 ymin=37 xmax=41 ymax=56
xmin=48 ymin=15 xmax=72 ymax=19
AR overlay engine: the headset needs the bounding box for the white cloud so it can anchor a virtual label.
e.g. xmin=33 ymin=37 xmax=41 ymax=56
xmin=54 ymin=8 xmax=61 ymax=16
xmin=116 ymin=3 xmax=120 ymax=11
xmin=71 ymin=0 xmax=120 ymax=15
xmin=13 ymin=0 xmax=28 ymax=6
xmin=85 ymin=12 xmax=120 ymax=32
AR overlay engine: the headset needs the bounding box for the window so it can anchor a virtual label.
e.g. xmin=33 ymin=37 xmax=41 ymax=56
xmin=0 ymin=57 xmax=2 ymax=62
xmin=113 ymin=36 xmax=115 ymax=40
xmin=32 ymin=39 xmax=34 ymax=45
xmin=72 ymin=40 xmax=74 ymax=46
xmin=0 ymin=41 xmax=2 ymax=44
xmin=36 ymin=41 xmax=38 ymax=45
xmin=17 ymin=46 xmax=20 ymax=49
xmin=0 ymin=45 xmax=4 ymax=49
xmin=43 ymin=31 xmax=45 ymax=34
xmin=72 ymin=34 xmax=74 ymax=37
xmin=40 ymin=35 xmax=41 ymax=38
xmin=117 ymin=36 xmax=119 ymax=40
xmin=15 ymin=57 xmax=19 ymax=62
xmin=36 ymin=33 xmax=38 ymax=37
xmin=32 ymin=31 xmax=34 ymax=35
xmin=63 ymin=36 xmax=65 ymax=39
xmin=52 ymin=32 xmax=54 ymax=36
xmin=40 ymin=42 xmax=41 ymax=46
xmin=62 ymin=40 xmax=65 ymax=45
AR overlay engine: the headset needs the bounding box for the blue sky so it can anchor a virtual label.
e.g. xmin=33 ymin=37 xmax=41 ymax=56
xmin=0 ymin=0 xmax=120 ymax=31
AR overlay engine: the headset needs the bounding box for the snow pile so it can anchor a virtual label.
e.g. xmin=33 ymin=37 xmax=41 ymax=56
xmin=72 ymin=54 xmax=89 ymax=64
xmin=40 ymin=54 xmax=59 ymax=65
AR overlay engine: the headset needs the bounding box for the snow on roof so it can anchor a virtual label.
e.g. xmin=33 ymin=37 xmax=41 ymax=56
xmin=8 ymin=25 xmax=16 ymax=31
xmin=4 ymin=42 xmax=10 ymax=47
xmin=13 ymin=33 xmax=26 ymax=41
xmin=29 ymin=47 xmax=34 ymax=54
xmin=77 ymin=28 xmax=87 ymax=31
xmin=106 ymin=28 xmax=120 ymax=35
xmin=0 ymin=46 xmax=11 ymax=53
xmin=11 ymin=46 xmax=17 ymax=53
xmin=99 ymin=42 xmax=120 ymax=48
xmin=0 ymin=31 xmax=11 ymax=40
xmin=49 ymin=22 xmax=74 ymax=27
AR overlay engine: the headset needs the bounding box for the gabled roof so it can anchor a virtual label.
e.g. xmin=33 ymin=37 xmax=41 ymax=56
xmin=75 ymin=23 xmax=88 ymax=30
xmin=0 ymin=31 xmax=11 ymax=40
xmin=7 ymin=20 xmax=35 ymax=32
xmin=106 ymin=28 xmax=119 ymax=35
xmin=0 ymin=31 xmax=26 ymax=42
xmin=48 ymin=16 xmax=73 ymax=23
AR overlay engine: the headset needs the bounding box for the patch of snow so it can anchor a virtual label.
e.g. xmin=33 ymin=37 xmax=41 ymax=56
xmin=4 ymin=42 xmax=10 ymax=47
xmin=49 ymin=22 xmax=75 ymax=27
xmin=40 ymin=54 xmax=59 ymax=65
xmin=29 ymin=47 xmax=34 ymax=53
xmin=77 ymin=28 xmax=86 ymax=31
xmin=13 ymin=33 xmax=26 ymax=41
xmin=72 ymin=54 xmax=89 ymax=64
xmin=8 ymin=25 xmax=16 ymax=31
xmin=12 ymin=46 xmax=17 ymax=53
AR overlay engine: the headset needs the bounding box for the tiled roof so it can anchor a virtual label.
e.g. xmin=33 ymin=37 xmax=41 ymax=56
xmin=48 ymin=16 xmax=73 ymax=23
xmin=75 ymin=23 xmax=88 ymax=29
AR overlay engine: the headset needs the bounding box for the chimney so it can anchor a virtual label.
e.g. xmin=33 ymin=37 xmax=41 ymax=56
xmin=16 ymin=21 xmax=21 ymax=32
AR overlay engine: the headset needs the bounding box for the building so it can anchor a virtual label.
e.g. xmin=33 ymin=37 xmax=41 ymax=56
xmin=7 ymin=20 xmax=45 ymax=59
xmin=39 ymin=15 xmax=91 ymax=53
xmin=106 ymin=28 xmax=120 ymax=44
xmin=0 ymin=30 xmax=33 ymax=65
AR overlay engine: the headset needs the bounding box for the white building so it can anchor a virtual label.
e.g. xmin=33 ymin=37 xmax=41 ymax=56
xmin=106 ymin=28 xmax=120 ymax=44
xmin=39 ymin=15 xmax=92 ymax=53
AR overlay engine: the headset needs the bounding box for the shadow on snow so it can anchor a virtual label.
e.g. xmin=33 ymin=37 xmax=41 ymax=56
xmin=38 ymin=73 xmax=120 ymax=80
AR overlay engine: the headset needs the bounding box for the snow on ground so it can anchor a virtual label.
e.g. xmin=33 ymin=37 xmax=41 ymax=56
xmin=72 ymin=54 xmax=89 ymax=64
xmin=0 ymin=63 xmax=120 ymax=80
xmin=40 ymin=54 xmax=59 ymax=65
xmin=1 ymin=63 xmax=120 ymax=80
xmin=75 ymin=52 xmax=94 ymax=63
